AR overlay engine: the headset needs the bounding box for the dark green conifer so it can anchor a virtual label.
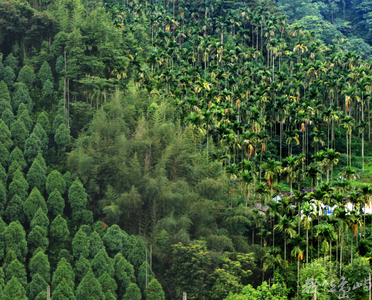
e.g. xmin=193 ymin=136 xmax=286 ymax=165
xmin=17 ymin=65 xmax=35 ymax=90
xmin=29 ymin=248 xmax=50 ymax=283
xmin=30 ymin=208 xmax=49 ymax=230
xmin=90 ymin=230 xmax=104 ymax=258
xmin=0 ymin=120 xmax=13 ymax=149
xmin=10 ymin=147 xmax=27 ymax=170
xmin=11 ymin=87 xmax=33 ymax=112
xmin=49 ymin=215 xmax=69 ymax=249
xmin=36 ymin=111 xmax=51 ymax=135
xmin=76 ymin=268 xmax=104 ymax=300
xmin=47 ymin=189 xmax=65 ymax=218
xmin=38 ymin=61 xmax=53 ymax=85
xmin=51 ymin=278 xmax=76 ymax=300
xmin=26 ymin=273 xmax=47 ymax=300
xmin=0 ymin=142 xmax=10 ymax=167
xmin=98 ymin=271 xmax=117 ymax=298
xmin=46 ymin=170 xmax=66 ymax=195
xmin=0 ymin=80 xmax=11 ymax=102
xmin=3 ymin=66 xmax=15 ymax=89
xmin=1 ymin=108 xmax=14 ymax=128
xmin=123 ymin=283 xmax=142 ymax=300
xmin=3 ymin=221 xmax=27 ymax=262
xmin=51 ymin=257 xmax=75 ymax=291
xmin=26 ymin=159 xmax=46 ymax=194
xmin=32 ymin=123 xmax=48 ymax=153
xmin=27 ymin=225 xmax=49 ymax=253
xmin=24 ymin=133 xmax=42 ymax=163
xmin=23 ymin=187 xmax=47 ymax=222
xmin=74 ymin=255 xmax=91 ymax=283
xmin=102 ymin=224 xmax=128 ymax=257
xmin=5 ymin=195 xmax=25 ymax=223
xmin=91 ymin=248 xmax=114 ymax=278
xmin=54 ymin=123 xmax=70 ymax=152
xmin=2 ymin=277 xmax=27 ymax=300
xmin=5 ymin=259 xmax=27 ymax=287
xmin=72 ymin=229 xmax=90 ymax=259
xmin=10 ymin=119 xmax=29 ymax=150
xmin=145 ymin=279 xmax=165 ymax=300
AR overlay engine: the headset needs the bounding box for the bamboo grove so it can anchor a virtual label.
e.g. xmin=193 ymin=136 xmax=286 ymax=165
xmin=2 ymin=0 xmax=372 ymax=298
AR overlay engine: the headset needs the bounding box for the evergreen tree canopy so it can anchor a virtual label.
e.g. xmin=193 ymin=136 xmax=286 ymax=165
xmin=3 ymin=276 xmax=27 ymax=300
xmin=27 ymin=225 xmax=49 ymax=253
xmin=38 ymin=61 xmax=53 ymax=85
xmin=51 ymin=257 xmax=75 ymax=291
xmin=72 ymin=229 xmax=90 ymax=259
xmin=76 ymin=268 xmax=104 ymax=300
xmin=1 ymin=108 xmax=14 ymax=128
xmin=46 ymin=170 xmax=66 ymax=195
xmin=26 ymin=273 xmax=47 ymax=300
xmin=23 ymin=187 xmax=47 ymax=222
xmin=0 ymin=120 xmax=12 ymax=149
xmin=3 ymin=66 xmax=15 ymax=89
xmin=10 ymin=119 xmax=29 ymax=150
xmin=0 ymin=142 xmax=10 ymax=167
xmin=32 ymin=123 xmax=48 ymax=153
xmin=54 ymin=123 xmax=70 ymax=151
xmin=74 ymin=255 xmax=91 ymax=283
xmin=8 ymin=176 xmax=28 ymax=202
xmin=51 ymin=278 xmax=76 ymax=300
xmin=17 ymin=108 xmax=33 ymax=132
xmin=11 ymin=87 xmax=33 ymax=112
xmin=47 ymin=189 xmax=65 ymax=218
xmin=4 ymin=195 xmax=25 ymax=223
xmin=98 ymin=271 xmax=117 ymax=298
xmin=49 ymin=215 xmax=69 ymax=245
xmin=24 ymin=133 xmax=42 ymax=164
xmin=145 ymin=279 xmax=165 ymax=300
xmin=90 ymin=230 xmax=104 ymax=258
xmin=17 ymin=65 xmax=35 ymax=90
xmin=9 ymin=147 xmax=27 ymax=170
xmin=0 ymin=80 xmax=10 ymax=102
xmin=36 ymin=112 xmax=51 ymax=135
xmin=29 ymin=248 xmax=50 ymax=283
xmin=91 ymin=247 xmax=114 ymax=278
xmin=26 ymin=159 xmax=46 ymax=194
xmin=102 ymin=224 xmax=128 ymax=257
xmin=30 ymin=208 xmax=49 ymax=230
xmin=3 ymin=221 xmax=27 ymax=263
xmin=123 ymin=283 xmax=142 ymax=300
xmin=5 ymin=259 xmax=27 ymax=287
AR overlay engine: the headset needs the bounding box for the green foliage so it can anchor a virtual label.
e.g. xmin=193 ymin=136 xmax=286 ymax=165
xmin=12 ymin=87 xmax=33 ymax=112
xmin=90 ymin=230 xmax=104 ymax=258
xmin=47 ymin=190 xmax=65 ymax=218
xmin=52 ymin=114 xmax=67 ymax=134
xmin=23 ymin=187 xmax=47 ymax=222
xmin=138 ymin=261 xmax=155 ymax=294
xmin=224 ymin=282 xmax=287 ymax=300
xmin=0 ymin=80 xmax=10 ymax=102
xmin=8 ymin=177 xmax=28 ymax=202
xmin=3 ymin=221 xmax=27 ymax=263
xmin=0 ymin=142 xmax=10 ymax=167
xmin=36 ymin=112 xmax=51 ymax=135
xmin=51 ymin=257 xmax=75 ymax=291
xmin=123 ymin=283 xmax=142 ymax=300
xmin=3 ymin=277 xmax=27 ymax=300
xmin=68 ymin=178 xmax=88 ymax=221
xmin=166 ymin=241 xmax=212 ymax=299
xmin=74 ymin=255 xmax=91 ymax=283
xmin=43 ymin=79 xmax=54 ymax=96
xmin=113 ymin=253 xmax=132 ymax=297
xmin=5 ymin=195 xmax=25 ymax=223
xmin=98 ymin=271 xmax=118 ymax=298
xmin=128 ymin=237 xmax=146 ymax=269
xmin=17 ymin=65 xmax=35 ymax=90
xmin=10 ymin=147 xmax=27 ymax=170
xmin=0 ymin=120 xmax=12 ymax=150
xmin=72 ymin=229 xmax=90 ymax=259
xmin=1 ymin=108 xmax=14 ymax=128
xmin=3 ymin=66 xmax=15 ymax=89
xmin=91 ymin=248 xmax=114 ymax=278
xmin=145 ymin=278 xmax=165 ymax=300
xmin=0 ymin=164 xmax=6 ymax=184
xmin=32 ymin=123 xmax=48 ymax=154
xmin=27 ymin=226 xmax=48 ymax=253
xmin=49 ymin=215 xmax=69 ymax=251
xmin=24 ymin=133 xmax=42 ymax=164
xmin=0 ymin=182 xmax=6 ymax=216
xmin=46 ymin=170 xmax=66 ymax=195
xmin=102 ymin=224 xmax=128 ymax=257
xmin=10 ymin=119 xmax=29 ymax=150
xmin=5 ymin=259 xmax=27 ymax=287
xmin=51 ymin=278 xmax=76 ymax=300
xmin=76 ymin=268 xmax=104 ymax=300
xmin=38 ymin=61 xmax=53 ymax=85
xmin=26 ymin=160 xmax=46 ymax=194
xmin=30 ymin=208 xmax=49 ymax=230
xmin=29 ymin=248 xmax=50 ymax=283
xmin=17 ymin=109 xmax=33 ymax=132
xmin=54 ymin=123 xmax=70 ymax=152
xmin=26 ymin=273 xmax=47 ymax=300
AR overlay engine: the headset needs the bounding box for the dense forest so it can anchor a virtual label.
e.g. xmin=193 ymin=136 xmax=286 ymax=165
xmin=1 ymin=0 xmax=372 ymax=299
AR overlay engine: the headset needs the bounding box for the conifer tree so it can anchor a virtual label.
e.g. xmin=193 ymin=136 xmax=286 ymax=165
xmin=17 ymin=107 xmax=33 ymax=132
xmin=26 ymin=159 xmax=46 ymax=194
xmin=51 ymin=278 xmax=76 ymax=300
xmin=34 ymin=153 xmax=47 ymax=173
xmin=1 ymin=108 xmax=14 ymax=128
xmin=72 ymin=229 xmax=90 ymax=259
xmin=0 ymin=80 xmax=11 ymax=102
xmin=0 ymin=164 xmax=6 ymax=184
xmin=138 ymin=261 xmax=155 ymax=293
xmin=10 ymin=119 xmax=29 ymax=150
xmin=113 ymin=253 xmax=132 ymax=297
xmin=29 ymin=248 xmax=50 ymax=283
xmin=0 ymin=182 xmax=6 ymax=216
xmin=13 ymin=168 xmax=28 ymax=190
xmin=32 ymin=123 xmax=48 ymax=154
xmin=124 ymin=234 xmax=136 ymax=257
xmin=90 ymin=230 xmax=104 ymax=258
xmin=0 ymin=142 xmax=10 ymax=167
xmin=5 ymin=259 xmax=27 ymax=287
xmin=51 ymin=257 xmax=75 ymax=291
xmin=49 ymin=215 xmax=69 ymax=250
xmin=68 ymin=178 xmax=87 ymax=219
xmin=43 ymin=79 xmax=54 ymax=96
xmin=11 ymin=87 xmax=33 ymax=112
xmin=8 ymin=177 xmax=28 ymax=201
xmin=3 ymin=221 xmax=27 ymax=262
xmin=0 ymin=266 xmax=4 ymax=290
xmin=98 ymin=271 xmax=117 ymax=298
xmin=76 ymin=269 xmax=104 ymax=300
xmin=23 ymin=187 xmax=47 ymax=222
xmin=35 ymin=291 xmax=47 ymax=300
xmin=36 ymin=112 xmax=51 ymax=135
xmin=27 ymin=225 xmax=49 ymax=253
xmin=38 ymin=61 xmax=53 ymax=85
xmin=10 ymin=147 xmax=27 ymax=170
xmin=145 ymin=279 xmax=165 ymax=300
xmin=47 ymin=189 xmax=65 ymax=218
xmin=5 ymin=195 xmax=25 ymax=223
xmin=24 ymin=133 xmax=42 ymax=163
xmin=3 ymin=276 xmax=27 ymax=300
xmin=17 ymin=65 xmax=35 ymax=90
xmin=4 ymin=54 xmax=18 ymax=72
xmin=62 ymin=171 xmax=73 ymax=193
xmin=123 ymin=283 xmax=142 ymax=300
xmin=30 ymin=208 xmax=49 ymax=230
xmin=26 ymin=273 xmax=47 ymax=300
xmin=91 ymin=248 xmax=114 ymax=278
xmin=54 ymin=123 xmax=70 ymax=152
xmin=128 ymin=237 xmax=147 ymax=270
xmin=46 ymin=170 xmax=66 ymax=195
xmin=52 ymin=114 xmax=67 ymax=134
xmin=74 ymin=255 xmax=91 ymax=283
xmin=3 ymin=66 xmax=15 ymax=89
xmin=0 ymin=120 xmax=12 ymax=149
xmin=8 ymin=160 xmax=22 ymax=179
xmin=102 ymin=224 xmax=128 ymax=257
xmin=0 ymin=99 xmax=11 ymax=113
